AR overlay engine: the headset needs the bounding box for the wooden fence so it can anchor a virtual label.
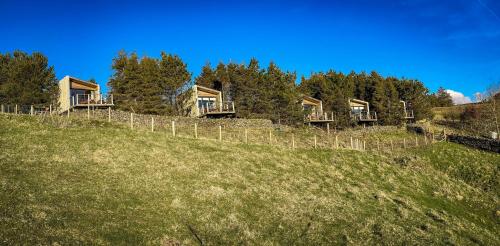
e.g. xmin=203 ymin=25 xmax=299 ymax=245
xmin=1 ymin=104 xmax=435 ymax=152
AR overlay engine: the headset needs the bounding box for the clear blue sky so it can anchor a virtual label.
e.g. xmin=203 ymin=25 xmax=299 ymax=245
xmin=1 ymin=0 xmax=499 ymax=101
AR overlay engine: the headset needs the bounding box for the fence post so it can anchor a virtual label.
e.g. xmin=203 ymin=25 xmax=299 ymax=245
xmin=194 ymin=123 xmax=198 ymax=139
xmin=390 ymin=140 xmax=394 ymax=151
xmin=292 ymin=134 xmax=295 ymax=149
xmin=363 ymin=140 xmax=366 ymax=151
xmin=67 ymin=108 xmax=70 ymax=118
xmin=219 ymin=125 xmax=222 ymax=142
xmin=130 ymin=113 xmax=134 ymax=129
xmin=151 ymin=117 xmax=154 ymax=132
xmin=424 ymin=135 xmax=428 ymax=145
xmin=172 ymin=121 xmax=175 ymax=137
xmin=0 ymin=104 xmax=3 ymax=114
xmin=49 ymin=105 xmax=52 ymax=115
xmin=269 ymin=130 xmax=272 ymax=145
xmin=377 ymin=139 xmax=380 ymax=151
xmin=87 ymin=103 xmax=90 ymax=120
xmin=415 ymin=136 xmax=418 ymax=147
xmin=350 ymin=137 xmax=353 ymax=149
xmin=30 ymin=105 xmax=33 ymax=115
xmin=335 ymin=135 xmax=339 ymax=149
xmin=327 ymin=123 xmax=330 ymax=135
xmin=403 ymin=138 xmax=406 ymax=148
xmin=443 ymin=129 xmax=447 ymax=141
xmin=314 ymin=135 xmax=317 ymax=149
xmin=15 ymin=104 xmax=18 ymax=114
xmin=245 ymin=129 xmax=248 ymax=144
xmin=108 ymin=107 xmax=111 ymax=122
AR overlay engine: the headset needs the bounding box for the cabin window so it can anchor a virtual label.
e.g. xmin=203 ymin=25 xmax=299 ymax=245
xmin=303 ymin=104 xmax=316 ymax=113
xmin=351 ymin=106 xmax=365 ymax=114
xmin=198 ymin=97 xmax=216 ymax=109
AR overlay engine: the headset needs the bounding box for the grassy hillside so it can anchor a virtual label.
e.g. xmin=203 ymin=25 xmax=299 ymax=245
xmin=0 ymin=115 xmax=499 ymax=245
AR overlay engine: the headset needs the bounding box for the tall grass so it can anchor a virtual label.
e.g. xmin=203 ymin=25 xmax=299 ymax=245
xmin=0 ymin=115 xmax=498 ymax=245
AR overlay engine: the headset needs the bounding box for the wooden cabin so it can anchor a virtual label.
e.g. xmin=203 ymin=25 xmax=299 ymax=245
xmin=181 ymin=85 xmax=235 ymax=118
xmin=302 ymin=96 xmax=333 ymax=123
xmin=58 ymin=76 xmax=113 ymax=113
xmin=349 ymin=98 xmax=377 ymax=122
xmin=401 ymin=101 xmax=414 ymax=120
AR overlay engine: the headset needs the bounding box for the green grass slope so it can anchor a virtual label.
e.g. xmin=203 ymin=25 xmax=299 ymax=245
xmin=0 ymin=115 xmax=499 ymax=245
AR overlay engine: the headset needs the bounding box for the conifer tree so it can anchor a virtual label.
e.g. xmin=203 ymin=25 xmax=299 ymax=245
xmin=159 ymin=52 xmax=192 ymax=114
xmin=0 ymin=51 xmax=58 ymax=106
xmin=195 ymin=62 xmax=216 ymax=88
xmin=433 ymin=87 xmax=453 ymax=107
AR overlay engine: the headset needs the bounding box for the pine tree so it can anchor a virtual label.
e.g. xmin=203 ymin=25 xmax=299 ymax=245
xmin=195 ymin=62 xmax=216 ymax=88
xmin=433 ymin=87 xmax=453 ymax=107
xmin=159 ymin=52 xmax=191 ymax=115
xmin=0 ymin=51 xmax=57 ymax=106
xmin=138 ymin=56 xmax=163 ymax=114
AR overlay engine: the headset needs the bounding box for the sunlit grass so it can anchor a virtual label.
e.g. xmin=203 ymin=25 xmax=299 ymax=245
xmin=0 ymin=115 xmax=498 ymax=245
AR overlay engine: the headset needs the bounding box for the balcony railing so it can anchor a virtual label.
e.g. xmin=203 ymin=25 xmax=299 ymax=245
xmin=305 ymin=112 xmax=333 ymax=122
xmin=71 ymin=94 xmax=114 ymax=106
xmin=199 ymin=101 xmax=235 ymax=115
xmin=351 ymin=111 xmax=377 ymax=121
xmin=404 ymin=109 xmax=414 ymax=119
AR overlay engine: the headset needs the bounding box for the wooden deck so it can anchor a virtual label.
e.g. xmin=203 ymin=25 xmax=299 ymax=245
xmin=199 ymin=101 xmax=235 ymax=117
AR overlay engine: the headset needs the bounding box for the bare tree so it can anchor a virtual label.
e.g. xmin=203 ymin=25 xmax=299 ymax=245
xmin=485 ymin=82 xmax=500 ymax=136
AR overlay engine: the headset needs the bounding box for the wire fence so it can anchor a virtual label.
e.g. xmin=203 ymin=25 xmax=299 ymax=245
xmin=1 ymin=104 xmax=437 ymax=152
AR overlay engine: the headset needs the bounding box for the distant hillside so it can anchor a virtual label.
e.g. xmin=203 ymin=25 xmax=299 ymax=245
xmin=0 ymin=115 xmax=498 ymax=245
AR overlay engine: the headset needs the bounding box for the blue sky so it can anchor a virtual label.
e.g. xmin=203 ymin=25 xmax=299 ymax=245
xmin=1 ymin=0 xmax=499 ymax=102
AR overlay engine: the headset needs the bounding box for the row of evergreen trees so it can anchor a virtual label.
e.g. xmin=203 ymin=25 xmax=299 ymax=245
xmin=191 ymin=60 xmax=453 ymax=126
xmin=0 ymin=50 xmax=454 ymax=126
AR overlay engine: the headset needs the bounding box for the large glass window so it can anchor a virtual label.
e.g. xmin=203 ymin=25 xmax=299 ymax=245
xmin=198 ymin=97 xmax=216 ymax=110
xmin=351 ymin=106 xmax=365 ymax=114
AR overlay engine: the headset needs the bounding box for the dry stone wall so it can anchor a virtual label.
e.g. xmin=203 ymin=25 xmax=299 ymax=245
xmin=447 ymin=135 xmax=500 ymax=153
xmin=71 ymin=109 xmax=274 ymax=129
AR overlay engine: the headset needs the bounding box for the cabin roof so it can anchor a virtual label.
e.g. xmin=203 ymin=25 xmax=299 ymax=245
xmin=66 ymin=76 xmax=99 ymax=90
xmin=195 ymin=85 xmax=221 ymax=95
xmin=303 ymin=95 xmax=322 ymax=105
xmin=349 ymin=98 xmax=369 ymax=105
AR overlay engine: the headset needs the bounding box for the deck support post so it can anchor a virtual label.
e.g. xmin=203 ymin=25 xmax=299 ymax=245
xmin=314 ymin=135 xmax=317 ymax=149
xmin=15 ymin=104 xmax=18 ymax=114
xmin=350 ymin=137 xmax=353 ymax=149
xmin=87 ymin=103 xmax=90 ymax=120
xmin=327 ymin=123 xmax=330 ymax=135
xmin=30 ymin=105 xmax=34 ymax=115
xmin=335 ymin=135 xmax=339 ymax=149
xmin=219 ymin=125 xmax=222 ymax=141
